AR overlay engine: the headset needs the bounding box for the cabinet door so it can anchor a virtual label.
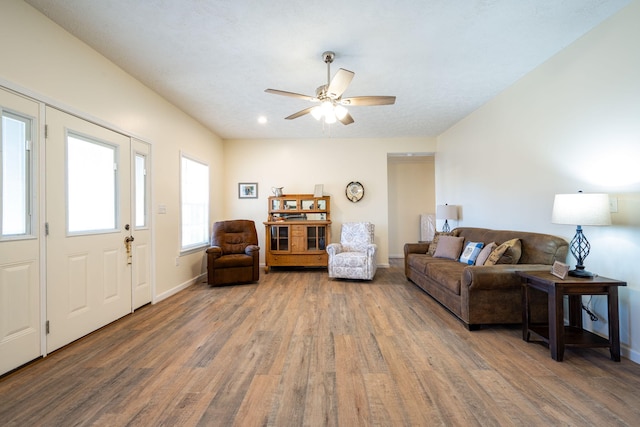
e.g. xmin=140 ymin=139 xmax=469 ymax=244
xmin=270 ymin=225 xmax=289 ymax=251
xmin=306 ymin=226 xmax=327 ymax=251
xmin=283 ymin=198 xmax=297 ymax=210
xmin=301 ymin=199 xmax=315 ymax=210
xmin=270 ymin=198 xmax=282 ymax=211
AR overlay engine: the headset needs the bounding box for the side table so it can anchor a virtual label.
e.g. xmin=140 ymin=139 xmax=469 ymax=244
xmin=518 ymin=271 xmax=626 ymax=362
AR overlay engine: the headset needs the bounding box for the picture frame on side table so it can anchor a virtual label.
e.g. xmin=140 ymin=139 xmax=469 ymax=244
xmin=238 ymin=182 xmax=258 ymax=199
xmin=551 ymin=261 xmax=569 ymax=279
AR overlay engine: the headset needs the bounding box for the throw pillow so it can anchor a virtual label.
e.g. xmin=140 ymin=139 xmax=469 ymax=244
xmin=496 ymin=238 xmax=522 ymax=264
xmin=459 ymin=242 xmax=484 ymax=265
xmin=433 ymin=236 xmax=465 ymax=260
xmin=427 ymin=231 xmax=453 ymax=256
xmin=475 ymin=242 xmax=497 ymax=266
xmin=485 ymin=238 xmax=522 ymax=266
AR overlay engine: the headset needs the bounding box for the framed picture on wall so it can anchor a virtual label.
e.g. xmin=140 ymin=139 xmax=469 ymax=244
xmin=238 ymin=182 xmax=258 ymax=199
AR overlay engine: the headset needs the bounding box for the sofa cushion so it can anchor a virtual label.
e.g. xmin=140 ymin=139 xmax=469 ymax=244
xmin=485 ymin=238 xmax=522 ymax=265
xmin=433 ymin=236 xmax=465 ymax=260
xmin=407 ymin=253 xmax=452 ymax=275
xmin=459 ymin=242 xmax=484 ymax=265
xmin=427 ymin=231 xmax=453 ymax=256
xmin=475 ymin=242 xmax=496 ymax=265
xmin=427 ymin=262 xmax=465 ymax=295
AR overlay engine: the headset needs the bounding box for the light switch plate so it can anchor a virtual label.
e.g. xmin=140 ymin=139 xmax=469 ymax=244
xmin=609 ymin=197 xmax=618 ymax=213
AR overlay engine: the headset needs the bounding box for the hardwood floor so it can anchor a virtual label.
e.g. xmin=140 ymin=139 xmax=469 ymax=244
xmin=2 ymin=260 xmax=640 ymax=426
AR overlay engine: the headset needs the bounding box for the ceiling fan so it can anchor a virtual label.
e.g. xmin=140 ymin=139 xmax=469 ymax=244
xmin=265 ymin=51 xmax=396 ymax=125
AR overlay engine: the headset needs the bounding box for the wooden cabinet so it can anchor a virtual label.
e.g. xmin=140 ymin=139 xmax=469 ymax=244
xmin=263 ymin=194 xmax=331 ymax=272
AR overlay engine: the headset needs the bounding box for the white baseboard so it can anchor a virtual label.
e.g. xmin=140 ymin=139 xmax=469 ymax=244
xmin=623 ymin=345 xmax=640 ymax=364
xmin=153 ymin=273 xmax=206 ymax=303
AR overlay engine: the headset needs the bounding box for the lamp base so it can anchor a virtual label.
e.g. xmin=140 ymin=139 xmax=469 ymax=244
xmin=568 ymin=268 xmax=595 ymax=278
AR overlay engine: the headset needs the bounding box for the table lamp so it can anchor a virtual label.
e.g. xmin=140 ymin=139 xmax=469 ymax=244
xmin=436 ymin=204 xmax=458 ymax=233
xmin=551 ymin=192 xmax=611 ymax=277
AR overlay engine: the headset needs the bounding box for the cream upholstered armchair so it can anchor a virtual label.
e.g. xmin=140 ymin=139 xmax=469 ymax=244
xmin=326 ymin=222 xmax=377 ymax=280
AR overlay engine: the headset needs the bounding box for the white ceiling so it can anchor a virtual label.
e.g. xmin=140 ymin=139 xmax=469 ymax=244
xmin=25 ymin=0 xmax=630 ymax=140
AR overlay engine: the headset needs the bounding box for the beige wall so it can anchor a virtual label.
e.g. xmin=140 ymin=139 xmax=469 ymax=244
xmin=387 ymin=155 xmax=435 ymax=257
xmin=0 ymin=0 xmax=224 ymax=298
xmin=436 ymin=0 xmax=640 ymax=362
xmin=223 ymin=138 xmax=436 ymax=266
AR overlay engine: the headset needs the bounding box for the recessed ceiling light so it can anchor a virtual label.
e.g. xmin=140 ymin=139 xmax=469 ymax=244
xmin=258 ymin=116 xmax=267 ymax=124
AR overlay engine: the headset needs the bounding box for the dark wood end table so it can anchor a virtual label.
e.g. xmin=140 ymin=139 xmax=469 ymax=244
xmin=518 ymin=270 xmax=626 ymax=362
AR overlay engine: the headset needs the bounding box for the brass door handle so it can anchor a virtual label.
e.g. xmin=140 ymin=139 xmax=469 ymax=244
xmin=124 ymin=235 xmax=135 ymax=265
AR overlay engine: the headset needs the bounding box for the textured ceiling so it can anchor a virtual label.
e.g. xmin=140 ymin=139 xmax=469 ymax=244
xmin=25 ymin=0 xmax=630 ymax=140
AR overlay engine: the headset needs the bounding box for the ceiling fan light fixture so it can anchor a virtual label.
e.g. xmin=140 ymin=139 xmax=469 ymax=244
xmin=310 ymin=106 xmax=323 ymax=120
xmin=317 ymin=100 xmax=337 ymax=123
xmin=324 ymin=111 xmax=337 ymax=124
xmin=334 ymin=104 xmax=348 ymax=120
xmin=265 ymin=50 xmax=396 ymax=126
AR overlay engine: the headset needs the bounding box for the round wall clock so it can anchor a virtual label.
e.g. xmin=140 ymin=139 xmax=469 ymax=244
xmin=346 ymin=181 xmax=365 ymax=203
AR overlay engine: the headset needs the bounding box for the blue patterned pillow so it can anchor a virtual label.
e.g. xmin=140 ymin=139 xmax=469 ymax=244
xmin=459 ymin=242 xmax=484 ymax=265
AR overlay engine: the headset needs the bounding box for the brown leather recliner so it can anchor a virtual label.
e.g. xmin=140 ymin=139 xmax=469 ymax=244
xmin=207 ymin=219 xmax=260 ymax=286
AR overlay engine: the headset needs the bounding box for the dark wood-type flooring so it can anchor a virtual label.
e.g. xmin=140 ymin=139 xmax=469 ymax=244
xmin=2 ymin=260 xmax=640 ymax=426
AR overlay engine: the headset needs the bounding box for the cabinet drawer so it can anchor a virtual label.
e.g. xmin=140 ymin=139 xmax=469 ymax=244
xmin=291 ymin=225 xmax=305 ymax=237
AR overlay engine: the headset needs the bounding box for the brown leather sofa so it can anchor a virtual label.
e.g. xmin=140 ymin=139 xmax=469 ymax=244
xmin=404 ymin=227 xmax=568 ymax=330
xmin=207 ymin=219 xmax=260 ymax=286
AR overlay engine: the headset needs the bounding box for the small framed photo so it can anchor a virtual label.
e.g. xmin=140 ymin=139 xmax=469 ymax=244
xmin=551 ymin=261 xmax=569 ymax=279
xmin=238 ymin=182 xmax=258 ymax=199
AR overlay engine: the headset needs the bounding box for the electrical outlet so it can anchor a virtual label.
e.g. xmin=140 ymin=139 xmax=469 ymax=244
xmin=175 ymin=257 xmax=180 ymax=266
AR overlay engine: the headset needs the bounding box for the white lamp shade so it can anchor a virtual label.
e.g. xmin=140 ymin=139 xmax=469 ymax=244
xmin=551 ymin=193 xmax=611 ymax=226
xmin=436 ymin=204 xmax=458 ymax=220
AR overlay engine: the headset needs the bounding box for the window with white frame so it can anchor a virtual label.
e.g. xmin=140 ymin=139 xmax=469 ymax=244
xmin=180 ymin=153 xmax=209 ymax=251
xmin=1 ymin=110 xmax=33 ymax=238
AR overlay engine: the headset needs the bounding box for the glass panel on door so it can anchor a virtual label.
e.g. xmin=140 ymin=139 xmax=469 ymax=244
xmin=1 ymin=111 xmax=32 ymax=237
xmin=134 ymin=153 xmax=147 ymax=228
xmin=67 ymin=133 xmax=117 ymax=234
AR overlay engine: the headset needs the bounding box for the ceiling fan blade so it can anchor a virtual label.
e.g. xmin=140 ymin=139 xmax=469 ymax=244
xmin=341 ymin=96 xmax=396 ymax=106
xmin=265 ymin=89 xmax=314 ymax=101
xmin=338 ymin=111 xmax=354 ymax=125
xmin=327 ymin=68 xmax=354 ymax=99
xmin=285 ymin=106 xmax=315 ymax=120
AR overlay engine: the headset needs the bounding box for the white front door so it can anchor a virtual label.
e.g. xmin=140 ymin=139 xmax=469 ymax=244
xmin=0 ymin=88 xmax=41 ymax=375
xmin=45 ymin=107 xmax=132 ymax=353
xmin=131 ymin=138 xmax=152 ymax=309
